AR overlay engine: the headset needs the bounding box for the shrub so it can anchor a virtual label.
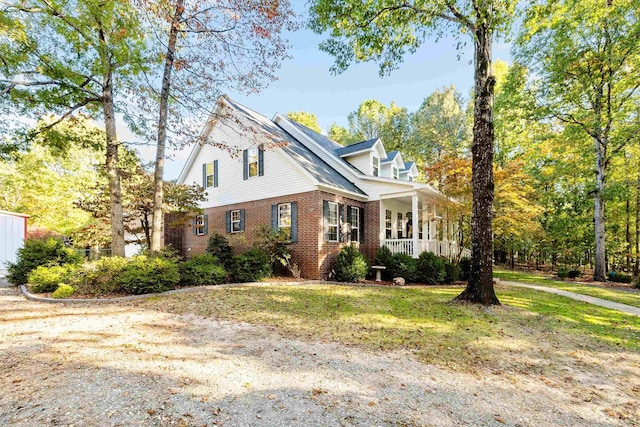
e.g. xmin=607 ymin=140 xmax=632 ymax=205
xmin=27 ymin=264 xmax=75 ymax=293
xmin=232 ymin=248 xmax=272 ymax=283
xmin=567 ymin=269 xmax=581 ymax=279
xmin=635 ymin=277 xmax=640 ymax=289
xmin=415 ymin=251 xmax=445 ymax=285
xmin=373 ymin=246 xmax=394 ymax=280
xmin=607 ymin=271 xmax=633 ymax=284
xmin=116 ymin=255 xmax=180 ymax=295
xmin=442 ymin=259 xmax=461 ymax=284
xmin=206 ymin=233 xmax=234 ymax=269
xmin=255 ymin=226 xmax=299 ymax=277
xmin=52 ymin=284 xmax=75 ymax=299
xmin=7 ymin=237 xmax=82 ymax=286
xmin=557 ymin=268 xmax=569 ymax=280
xmin=70 ymin=256 xmax=129 ymax=296
xmin=459 ymin=257 xmax=471 ymax=281
xmin=179 ymin=254 xmax=227 ymax=286
xmin=389 ymin=253 xmax=417 ymax=282
xmin=332 ymin=245 xmax=368 ymax=283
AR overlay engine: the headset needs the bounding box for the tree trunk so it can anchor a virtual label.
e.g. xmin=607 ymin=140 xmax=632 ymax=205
xmin=103 ymin=69 xmax=125 ymax=257
xmin=150 ymin=0 xmax=185 ymax=253
xmin=635 ymin=167 xmax=640 ymax=276
xmin=593 ymin=136 xmax=607 ymax=281
xmin=455 ymin=20 xmax=500 ymax=305
xmin=626 ymin=186 xmax=631 ymax=271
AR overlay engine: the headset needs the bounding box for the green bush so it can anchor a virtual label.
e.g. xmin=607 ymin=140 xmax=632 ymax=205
xmin=7 ymin=237 xmax=82 ymax=286
xmin=179 ymin=254 xmax=227 ymax=286
xmin=332 ymin=245 xmax=368 ymax=283
xmin=459 ymin=257 xmax=471 ymax=281
xmin=415 ymin=251 xmax=445 ymax=285
xmin=567 ymin=269 xmax=581 ymax=279
xmin=26 ymin=264 xmax=75 ymax=293
xmin=373 ymin=246 xmax=394 ymax=280
xmin=607 ymin=271 xmax=633 ymax=284
xmin=52 ymin=284 xmax=75 ymax=299
xmin=635 ymin=277 xmax=640 ymax=289
xmin=442 ymin=259 xmax=461 ymax=284
xmin=116 ymin=255 xmax=180 ymax=295
xmin=557 ymin=268 xmax=569 ymax=280
xmin=389 ymin=253 xmax=417 ymax=282
xmin=206 ymin=233 xmax=234 ymax=269
xmin=232 ymin=248 xmax=271 ymax=283
xmin=70 ymin=256 xmax=129 ymax=296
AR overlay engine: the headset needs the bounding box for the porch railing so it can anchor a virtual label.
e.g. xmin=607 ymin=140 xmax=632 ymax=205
xmin=382 ymin=239 xmax=471 ymax=260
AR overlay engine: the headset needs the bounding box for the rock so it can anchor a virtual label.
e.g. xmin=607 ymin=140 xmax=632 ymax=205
xmin=393 ymin=277 xmax=405 ymax=286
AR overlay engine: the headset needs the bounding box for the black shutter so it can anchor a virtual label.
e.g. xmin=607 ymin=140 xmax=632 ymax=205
xmin=192 ymin=217 xmax=197 ymax=235
xmin=339 ymin=204 xmax=345 ymax=242
xmin=202 ymin=163 xmax=207 ymax=188
xmin=240 ymin=209 xmax=245 ymax=232
xmin=225 ymin=210 xmax=231 ymax=233
xmin=213 ymin=160 xmax=219 ymax=187
xmin=203 ymin=214 xmax=209 ymax=235
xmin=346 ymin=206 xmax=353 ymax=242
xmin=258 ymin=146 xmax=264 ymax=176
xmin=359 ymin=206 xmax=365 ymax=243
xmin=242 ymin=149 xmax=248 ymax=180
xmin=323 ymin=200 xmax=329 ymax=242
xmin=290 ymin=202 xmax=298 ymax=243
xmin=271 ymin=204 xmax=278 ymax=230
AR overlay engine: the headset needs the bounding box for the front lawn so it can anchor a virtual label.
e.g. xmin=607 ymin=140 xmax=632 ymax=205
xmin=140 ymin=283 xmax=640 ymax=374
xmin=494 ymin=269 xmax=640 ymax=308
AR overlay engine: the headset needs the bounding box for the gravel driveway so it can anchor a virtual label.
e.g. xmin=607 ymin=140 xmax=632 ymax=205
xmin=0 ymin=282 xmax=636 ymax=426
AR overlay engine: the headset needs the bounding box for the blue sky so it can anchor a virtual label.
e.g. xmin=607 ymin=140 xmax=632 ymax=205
xmin=136 ymin=14 xmax=512 ymax=181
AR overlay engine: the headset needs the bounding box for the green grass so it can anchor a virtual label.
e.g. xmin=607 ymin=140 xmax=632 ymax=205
xmin=140 ymin=283 xmax=640 ymax=373
xmin=494 ymin=269 xmax=640 ymax=308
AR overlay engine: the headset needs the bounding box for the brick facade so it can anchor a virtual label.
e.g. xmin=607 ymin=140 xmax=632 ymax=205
xmin=165 ymin=190 xmax=382 ymax=279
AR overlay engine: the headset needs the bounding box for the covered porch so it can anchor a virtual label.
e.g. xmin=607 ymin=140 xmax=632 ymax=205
xmin=378 ymin=189 xmax=470 ymax=260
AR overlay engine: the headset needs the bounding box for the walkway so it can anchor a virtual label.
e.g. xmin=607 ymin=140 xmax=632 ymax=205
xmin=498 ymin=279 xmax=640 ymax=317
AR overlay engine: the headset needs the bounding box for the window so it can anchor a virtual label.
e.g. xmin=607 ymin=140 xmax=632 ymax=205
xmin=397 ymin=212 xmax=403 ymax=239
xmin=230 ymin=210 xmax=241 ymax=233
xmin=202 ymin=161 xmax=218 ymax=188
xmin=418 ymin=218 xmax=423 ymax=240
xmin=372 ymin=156 xmax=379 ymax=176
xmin=392 ymin=165 xmax=398 ymax=179
xmin=385 ymin=209 xmax=392 ymax=239
xmin=248 ymin=147 xmax=259 ymax=177
xmin=195 ymin=214 xmax=206 ymax=236
xmin=278 ymin=203 xmax=292 ymax=239
xmin=327 ymin=201 xmax=339 ymax=241
xmin=243 ymin=146 xmax=264 ymax=180
xmin=350 ymin=206 xmax=360 ymax=242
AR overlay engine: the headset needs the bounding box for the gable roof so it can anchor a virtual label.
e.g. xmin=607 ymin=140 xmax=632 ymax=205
xmin=383 ymin=151 xmax=400 ymax=162
xmin=179 ymin=96 xmax=365 ymax=197
xmin=402 ymin=161 xmax=416 ymax=172
xmin=335 ymin=138 xmax=380 ymax=157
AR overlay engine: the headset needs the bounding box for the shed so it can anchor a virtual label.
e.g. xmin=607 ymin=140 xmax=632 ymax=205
xmin=0 ymin=210 xmax=29 ymax=277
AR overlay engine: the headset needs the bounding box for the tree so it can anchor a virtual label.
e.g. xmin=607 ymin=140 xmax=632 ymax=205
xmin=0 ymin=0 xmax=146 ymax=257
xmin=0 ymin=117 xmax=104 ymax=235
xmin=327 ymin=123 xmax=356 ymax=145
xmin=516 ymin=0 xmax=640 ymax=280
xmin=135 ymin=0 xmax=297 ymax=253
xmin=309 ymin=0 xmax=518 ymax=304
xmin=287 ymin=111 xmax=322 ymax=133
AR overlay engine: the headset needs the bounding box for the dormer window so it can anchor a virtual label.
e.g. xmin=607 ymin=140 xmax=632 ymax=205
xmin=392 ymin=165 xmax=398 ymax=179
xmin=372 ymin=156 xmax=379 ymax=177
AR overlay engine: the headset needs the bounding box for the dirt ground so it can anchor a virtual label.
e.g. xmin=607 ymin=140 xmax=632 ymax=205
xmin=1 ymin=284 xmax=639 ymax=427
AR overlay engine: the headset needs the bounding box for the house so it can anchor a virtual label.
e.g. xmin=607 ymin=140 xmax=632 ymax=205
xmin=166 ymin=96 xmax=468 ymax=279
xmin=0 ymin=210 xmax=29 ymax=277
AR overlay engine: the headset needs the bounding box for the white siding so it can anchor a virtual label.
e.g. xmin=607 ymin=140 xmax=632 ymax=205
xmin=181 ymin=123 xmax=316 ymax=208
xmin=344 ymin=152 xmax=373 ymax=175
xmin=0 ymin=213 xmax=26 ymax=276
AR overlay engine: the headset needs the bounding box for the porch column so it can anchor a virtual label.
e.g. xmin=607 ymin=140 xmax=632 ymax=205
xmin=412 ymin=194 xmax=419 ymax=258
